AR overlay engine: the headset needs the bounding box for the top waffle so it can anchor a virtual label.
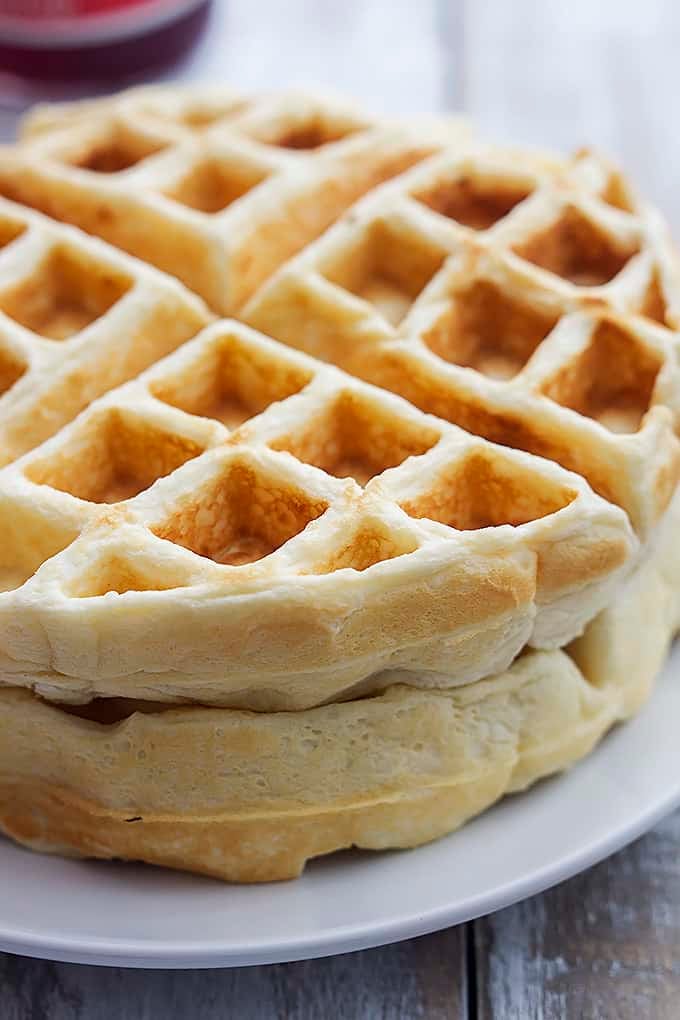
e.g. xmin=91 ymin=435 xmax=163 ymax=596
xmin=0 ymin=317 xmax=634 ymax=710
xmin=0 ymin=85 xmax=677 ymax=712
xmin=0 ymin=86 xmax=466 ymax=313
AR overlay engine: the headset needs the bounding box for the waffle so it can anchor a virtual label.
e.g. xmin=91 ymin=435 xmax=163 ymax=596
xmin=0 ymin=86 xmax=467 ymax=313
xmin=0 ymin=319 xmax=633 ymax=710
xmin=0 ymin=195 xmax=210 ymax=467
xmin=243 ymin=144 xmax=680 ymax=536
xmin=0 ymin=85 xmax=678 ymax=883
xmin=1 ymin=489 xmax=677 ymax=882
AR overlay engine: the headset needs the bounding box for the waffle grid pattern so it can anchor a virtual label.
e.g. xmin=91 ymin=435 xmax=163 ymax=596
xmin=0 ymin=319 xmax=633 ymax=709
xmin=0 ymin=195 xmax=210 ymax=469
xmin=0 ymin=87 xmax=466 ymax=313
xmin=243 ymin=144 xmax=680 ymax=535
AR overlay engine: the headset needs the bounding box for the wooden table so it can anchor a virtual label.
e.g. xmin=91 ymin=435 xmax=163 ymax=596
xmin=2 ymin=1 xmax=679 ymax=1015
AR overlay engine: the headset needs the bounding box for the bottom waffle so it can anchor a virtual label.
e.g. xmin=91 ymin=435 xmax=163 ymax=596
xmin=0 ymin=495 xmax=678 ymax=883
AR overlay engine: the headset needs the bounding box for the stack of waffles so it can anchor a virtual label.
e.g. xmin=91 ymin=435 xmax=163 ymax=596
xmin=0 ymin=86 xmax=677 ymax=881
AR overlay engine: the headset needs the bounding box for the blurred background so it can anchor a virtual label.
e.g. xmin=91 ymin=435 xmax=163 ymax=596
xmin=0 ymin=0 xmax=678 ymax=224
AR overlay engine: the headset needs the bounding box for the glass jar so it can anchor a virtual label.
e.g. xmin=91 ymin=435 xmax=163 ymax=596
xmin=0 ymin=0 xmax=212 ymax=79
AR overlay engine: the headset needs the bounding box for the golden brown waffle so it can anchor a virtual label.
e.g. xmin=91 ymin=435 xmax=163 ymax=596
xmin=0 ymin=319 xmax=633 ymax=709
xmin=0 ymin=86 xmax=467 ymax=313
xmin=0 ymin=195 xmax=210 ymax=467
xmin=0 ymin=490 xmax=677 ymax=882
xmin=243 ymin=144 xmax=680 ymax=536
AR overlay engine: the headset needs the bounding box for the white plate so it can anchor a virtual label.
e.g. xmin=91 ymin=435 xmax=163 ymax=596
xmin=1 ymin=642 xmax=678 ymax=969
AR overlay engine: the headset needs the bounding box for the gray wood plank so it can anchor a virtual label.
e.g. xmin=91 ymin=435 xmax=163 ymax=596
xmin=475 ymin=810 xmax=680 ymax=1020
xmin=0 ymin=926 xmax=467 ymax=1020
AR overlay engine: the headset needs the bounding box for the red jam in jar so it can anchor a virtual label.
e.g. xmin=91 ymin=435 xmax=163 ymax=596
xmin=0 ymin=1 xmax=211 ymax=79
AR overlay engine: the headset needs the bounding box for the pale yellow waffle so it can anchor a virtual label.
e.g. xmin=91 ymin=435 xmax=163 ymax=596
xmin=0 ymin=85 xmax=679 ymax=885
xmin=0 ymin=86 xmax=467 ymax=313
xmin=0 ymin=489 xmax=677 ymax=883
xmin=243 ymin=144 xmax=680 ymax=536
xmin=0 ymin=319 xmax=633 ymax=710
xmin=0 ymin=195 xmax=210 ymax=467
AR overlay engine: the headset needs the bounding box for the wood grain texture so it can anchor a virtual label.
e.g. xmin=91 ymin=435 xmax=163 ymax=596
xmin=475 ymin=812 xmax=680 ymax=1020
xmin=0 ymin=926 xmax=467 ymax=1020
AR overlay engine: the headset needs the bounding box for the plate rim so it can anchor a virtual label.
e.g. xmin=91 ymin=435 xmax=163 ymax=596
xmin=3 ymin=789 xmax=679 ymax=968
